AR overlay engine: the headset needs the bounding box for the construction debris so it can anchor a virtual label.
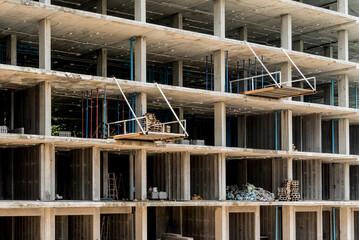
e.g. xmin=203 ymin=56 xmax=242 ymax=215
xmin=226 ymin=184 xmax=275 ymax=201
xmin=277 ymin=179 xmax=301 ymax=201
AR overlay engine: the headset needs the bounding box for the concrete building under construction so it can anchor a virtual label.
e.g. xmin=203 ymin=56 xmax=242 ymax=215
xmin=1 ymin=0 xmax=359 ymax=239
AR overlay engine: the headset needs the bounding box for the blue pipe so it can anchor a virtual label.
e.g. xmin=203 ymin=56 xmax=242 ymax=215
xmin=333 ymin=207 xmax=336 ymax=240
xmin=117 ymin=95 xmax=120 ymax=134
xmin=226 ymin=51 xmax=229 ymax=92
xmin=206 ymin=56 xmax=208 ymax=90
xmin=255 ymin=57 xmax=257 ymax=90
xmin=103 ymin=88 xmax=106 ymax=138
xmin=275 ymin=206 xmax=283 ymax=240
xmin=332 ymin=119 xmax=340 ymax=153
xmin=129 ymin=93 xmax=132 ymax=133
xmin=130 ymin=37 xmax=136 ymax=81
xmin=275 ymin=67 xmax=278 ymax=82
xmin=355 ymin=85 xmax=357 ymax=109
xmin=86 ymin=91 xmax=89 ymax=138
xmin=274 ymin=110 xmax=283 ymax=150
xmin=243 ymin=59 xmax=246 ymax=92
xmin=331 ymin=78 xmax=334 ymax=106
xmin=237 ymin=61 xmax=240 ymax=93
xmin=261 ymin=56 xmax=264 ymax=89
xmin=248 ymin=59 xmax=251 ymax=91
xmin=211 ymin=54 xmax=213 ymax=91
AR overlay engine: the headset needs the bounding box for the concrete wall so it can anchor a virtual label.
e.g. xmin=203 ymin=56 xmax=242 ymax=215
xmin=229 ymin=212 xmax=255 ymax=240
xmin=296 ymin=212 xmax=317 ymax=240
xmin=293 ymin=160 xmax=322 ymax=200
xmin=322 ymin=120 xmax=338 ymax=154
xmin=182 ymin=207 xmax=215 ymax=240
xmin=101 ymin=214 xmax=133 ymax=239
xmin=0 ymin=216 xmax=40 ymax=240
xmin=260 ymin=206 xmax=282 ymax=240
xmin=322 ymin=163 xmax=345 ymax=200
xmin=350 ymin=165 xmax=359 ymax=200
xmin=350 ymin=125 xmax=359 ymax=155
xmin=55 ymin=215 xmax=93 ymax=240
xmin=322 ymin=209 xmax=340 ymax=240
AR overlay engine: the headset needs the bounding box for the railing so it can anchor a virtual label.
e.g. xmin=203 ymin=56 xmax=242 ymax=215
xmin=280 ymin=76 xmax=316 ymax=90
xmin=230 ymin=71 xmax=282 ymax=93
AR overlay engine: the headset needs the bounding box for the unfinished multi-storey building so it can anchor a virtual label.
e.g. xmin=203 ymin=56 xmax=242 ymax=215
xmin=2 ymin=0 xmax=359 ymax=239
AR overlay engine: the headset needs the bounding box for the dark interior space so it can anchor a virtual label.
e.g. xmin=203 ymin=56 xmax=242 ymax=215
xmin=322 ymin=120 xmax=338 ymax=154
xmin=350 ymin=165 xmax=359 ymax=200
xmin=147 ymin=207 xmax=182 ymax=240
xmin=293 ymin=160 xmax=322 ymax=200
xmin=260 ymin=206 xmax=282 ymax=240
xmin=182 ymin=206 xmax=215 ymax=240
xmin=0 ymin=216 xmax=40 ymax=240
xmin=100 ymin=213 xmax=133 ymax=240
xmin=0 ymin=146 xmax=40 ymax=200
xmin=296 ymin=212 xmax=317 ymax=240
xmin=55 ymin=149 xmax=93 ymax=200
xmin=229 ymin=212 xmax=255 ymax=240
xmin=322 ymin=209 xmax=340 ymax=240
xmin=322 ymin=163 xmax=346 ymax=201
xmin=55 ymin=215 xmax=93 ymax=240
xmin=185 ymin=116 xmax=214 ymax=146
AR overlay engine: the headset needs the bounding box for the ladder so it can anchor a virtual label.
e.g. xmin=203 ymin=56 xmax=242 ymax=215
xmin=100 ymin=215 xmax=109 ymax=240
xmin=107 ymin=173 xmax=118 ymax=200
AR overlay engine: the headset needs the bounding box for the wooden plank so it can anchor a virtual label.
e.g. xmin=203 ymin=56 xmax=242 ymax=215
xmin=113 ymin=133 xmax=143 ymax=140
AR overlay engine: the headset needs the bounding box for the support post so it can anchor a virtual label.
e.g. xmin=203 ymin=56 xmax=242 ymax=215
xmin=93 ymin=208 xmax=101 ymax=240
xmin=238 ymin=26 xmax=248 ymax=41
xmin=181 ymin=152 xmax=190 ymax=200
xmin=324 ymin=45 xmax=334 ymax=58
xmin=340 ymin=207 xmax=353 ymax=240
xmin=338 ymin=0 xmax=349 ymax=14
xmin=338 ymin=118 xmax=350 ymax=155
xmin=6 ymin=35 xmax=17 ymax=65
xmin=215 ymin=207 xmax=228 ymax=240
xmin=338 ymin=74 xmax=349 ymax=108
xmin=97 ymin=48 xmax=107 ymax=77
xmin=213 ymin=0 xmax=225 ymax=38
xmin=135 ymin=36 xmax=146 ymax=82
xmin=287 ymin=157 xmax=293 ymax=179
xmin=136 ymin=92 xmax=147 ymax=117
xmin=39 ymin=0 xmax=51 ymax=4
xmin=282 ymin=206 xmax=295 ymax=240
xmin=39 ymin=18 xmax=51 ymax=70
xmin=281 ymin=14 xmax=292 ymax=50
xmin=92 ymin=147 xmax=101 ymax=201
xmin=214 ymin=102 xmax=226 ymax=147
xmin=217 ymin=153 xmax=226 ymax=200
xmin=172 ymin=61 xmax=183 ymax=87
xmin=135 ymin=0 xmax=146 ymax=22
xmin=41 ymin=208 xmax=55 ymax=240
xmin=281 ymin=110 xmax=293 ymax=151
xmin=135 ymin=206 xmax=147 ymax=240
xmin=172 ymin=13 xmax=183 ymax=29
xmin=97 ymin=0 xmax=107 ymax=14
xmin=129 ymin=152 xmax=134 ymax=200
xmin=237 ymin=115 xmax=246 ymax=148
xmin=40 ymin=143 xmax=55 ymax=201
xmin=39 ymin=81 xmax=51 ymax=136
xmin=135 ymin=149 xmax=147 ymax=200
xmin=281 ymin=61 xmax=292 ymax=87
xmin=214 ymin=50 xmax=225 ymax=92
xmin=338 ymin=30 xmax=349 ymax=61
xmin=102 ymin=152 xmax=108 ymax=198
xmin=293 ymin=39 xmax=304 ymax=52
xmin=343 ymin=162 xmax=350 ymax=200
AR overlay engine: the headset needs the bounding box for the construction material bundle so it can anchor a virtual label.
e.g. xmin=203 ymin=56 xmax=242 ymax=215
xmin=226 ymin=184 xmax=275 ymax=201
xmin=277 ymin=179 xmax=300 ymax=201
xmin=145 ymin=113 xmax=171 ymax=133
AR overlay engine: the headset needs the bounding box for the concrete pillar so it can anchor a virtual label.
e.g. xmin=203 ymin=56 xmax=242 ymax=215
xmin=39 ymin=81 xmax=51 ymax=136
xmin=6 ymin=35 xmax=17 ymax=65
xmin=39 ymin=18 xmax=51 ymax=70
xmin=135 ymin=206 xmax=147 ymax=240
xmin=93 ymin=208 xmax=101 ymax=240
xmin=214 ymin=102 xmax=226 ymax=147
xmin=41 ymin=208 xmax=55 ymax=240
xmin=281 ymin=61 xmax=292 ymax=87
xmin=237 ymin=115 xmax=246 ymax=148
xmin=324 ymin=45 xmax=334 ymax=58
xmin=215 ymin=207 xmax=228 ymax=240
xmin=136 ymin=92 xmax=147 ymax=116
xmin=40 ymin=143 xmax=55 ymax=201
xmin=317 ymin=208 xmax=323 ymax=239
xmin=92 ymin=147 xmax=101 ymax=201
xmin=10 ymin=91 xmax=14 ymax=130
xmin=135 ymin=0 xmax=146 ymax=22
xmin=238 ymin=26 xmax=248 ymax=41
xmin=302 ymin=114 xmax=322 ymax=153
xmin=172 ymin=61 xmax=183 ymax=87
xmin=338 ymin=74 xmax=349 ymax=108
xmin=135 ymin=149 xmax=146 ymax=200
xmin=172 ymin=13 xmax=183 ymax=29
xmin=338 ymin=118 xmax=350 ymax=154
xmin=254 ymin=206 xmax=261 ymax=240
xmin=340 ymin=207 xmax=353 ymax=240
xmin=281 ymin=14 xmax=292 ymax=50
xmin=217 ymin=153 xmax=226 ymax=200
xmin=324 ymin=84 xmax=333 ymax=105
xmin=338 ymin=0 xmax=349 ymax=14
xmin=338 ymin=30 xmax=349 ymax=61
xmin=213 ymin=0 xmax=225 ymax=38
xmin=344 ymin=163 xmax=350 ymax=200
xmin=214 ymin=50 xmax=225 ymax=92
xmin=102 ymin=152 xmax=108 ymax=198
xmin=39 ymin=0 xmax=51 ymax=4
xmin=178 ymin=107 xmax=184 ymax=134
xmin=282 ymin=206 xmax=295 ymax=240
xmin=135 ymin=36 xmax=146 ymax=83
xmin=293 ymin=39 xmax=303 ymax=52
xmin=97 ymin=0 xmax=107 ymax=14
xmin=181 ymin=152 xmax=190 ymax=200
xmin=129 ymin=152 xmax=134 ymax=200
xmin=281 ymin=110 xmax=293 ymax=151
xmin=96 ymin=48 xmax=107 ymax=77
xmin=287 ymin=157 xmax=293 ymax=179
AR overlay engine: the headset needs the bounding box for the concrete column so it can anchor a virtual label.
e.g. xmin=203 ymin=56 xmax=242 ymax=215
xmin=282 ymin=206 xmax=295 ymax=240
xmin=39 ymin=81 xmax=51 ymax=136
xmin=135 ymin=206 xmax=147 ymax=240
xmin=254 ymin=206 xmax=261 ymax=240
xmin=344 ymin=163 xmax=350 ymax=200
xmin=287 ymin=157 xmax=293 ymax=179
xmin=39 ymin=0 xmax=51 ymax=4
xmin=172 ymin=13 xmax=183 ymax=29
xmin=281 ymin=110 xmax=293 ymax=151
xmin=6 ymin=35 xmax=17 ymax=65
xmin=97 ymin=0 xmax=107 ymax=14
xmin=39 ymin=18 xmax=51 ymax=70
xmin=317 ymin=208 xmax=323 ymax=239
xmin=135 ymin=149 xmax=147 ymax=200
xmin=96 ymin=48 xmax=107 ymax=77
xmin=92 ymin=147 xmax=101 ymax=201
xmin=129 ymin=152 xmax=134 ymax=200
xmin=102 ymin=152 xmax=108 ymax=198
xmin=340 ymin=207 xmax=353 ymax=240
xmin=338 ymin=74 xmax=349 ymax=108
xmin=178 ymin=107 xmax=184 ymax=134
xmin=181 ymin=152 xmax=190 ymax=200
xmin=136 ymin=92 xmax=147 ymax=116
xmin=293 ymin=39 xmax=303 ymax=52
xmin=217 ymin=153 xmax=226 ymax=200
xmin=40 ymin=143 xmax=55 ymax=201
xmin=302 ymin=114 xmax=322 ymax=153
xmin=324 ymin=45 xmax=334 ymax=58
xmin=93 ymin=208 xmax=101 ymax=240
xmin=214 ymin=102 xmax=226 ymax=147
xmin=237 ymin=115 xmax=246 ymax=148
xmin=324 ymin=84 xmax=333 ymax=105
xmin=339 ymin=118 xmax=350 ymax=154
xmin=338 ymin=30 xmax=349 ymax=61
xmin=281 ymin=14 xmax=292 ymax=50
xmin=238 ymin=26 xmax=248 ymax=41
xmin=41 ymin=208 xmax=55 ymax=240
xmin=10 ymin=91 xmax=14 ymax=130
xmin=215 ymin=207 xmax=228 ymax=240
xmin=172 ymin=61 xmax=183 ymax=87
xmin=213 ymin=0 xmax=225 ymax=38
xmin=338 ymin=0 xmax=349 ymax=14
xmin=214 ymin=50 xmax=225 ymax=92
xmin=281 ymin=61 xmax=292 ymax=87
xmin=135 ymin=0 xmax=146 ymax=22
xmin=135 ymin=36 xmax=146 ymax=83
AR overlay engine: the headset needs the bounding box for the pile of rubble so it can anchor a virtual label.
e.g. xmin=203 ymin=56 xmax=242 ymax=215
xmin=226 ymin=184 xmax=275 ymax=202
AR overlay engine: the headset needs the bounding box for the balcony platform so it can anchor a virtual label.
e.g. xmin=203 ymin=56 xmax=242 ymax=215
xmin=243 ymin=86 xmax=316 ymax=99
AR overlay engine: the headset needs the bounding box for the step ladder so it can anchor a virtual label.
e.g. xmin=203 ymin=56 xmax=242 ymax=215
xmin=107 ymin=173 xmax=118 ymax=200
xmin=100 ymin=215 xmax=109 ymax=240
